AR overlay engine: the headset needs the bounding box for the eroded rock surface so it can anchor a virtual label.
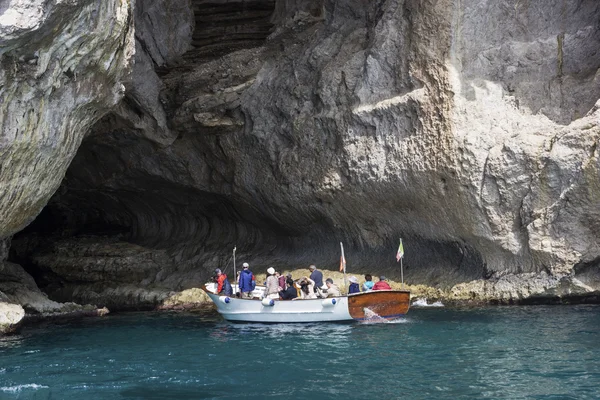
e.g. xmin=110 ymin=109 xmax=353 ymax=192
xmin=0 ymin=302 xmax=25 ymax=334
xmin=1 ymin=0 xmax=600 ymax=308
xmin=0 ymin=0 xmax=134 ymax=318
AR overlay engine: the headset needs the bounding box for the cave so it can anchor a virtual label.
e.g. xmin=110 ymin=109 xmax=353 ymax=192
xmin=2 ymin=0 xmax=600 ymax=314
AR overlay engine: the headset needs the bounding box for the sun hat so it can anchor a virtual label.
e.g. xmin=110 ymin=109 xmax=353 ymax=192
xmin=242 ymin=263 xmax=249 ymax=268
xmin=267 ymin=267 xmax=275 ymax=275
xmin=379 ymin=275 xmax=386 ymax=281
xmin=348 ymin=276 xmax=358 ymax=283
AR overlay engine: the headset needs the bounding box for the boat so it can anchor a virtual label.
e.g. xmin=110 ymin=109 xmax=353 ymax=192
xmin=201 ymin=283 xmax=410 ymax=323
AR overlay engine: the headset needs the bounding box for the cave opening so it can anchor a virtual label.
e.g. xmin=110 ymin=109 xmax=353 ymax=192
xmin=7 ymin=0 xmax=599 ymax=313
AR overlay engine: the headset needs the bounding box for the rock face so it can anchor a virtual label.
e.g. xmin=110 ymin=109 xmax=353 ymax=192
xmin=0 ymin=0 xmax=134 ymax=317
xmin=0 ymin=0 xmax=134 ymax=238
xmin=2 ymin=0 xmax=600 ymax=309
xmin=0 ymin=302 xmax=25 ymax=334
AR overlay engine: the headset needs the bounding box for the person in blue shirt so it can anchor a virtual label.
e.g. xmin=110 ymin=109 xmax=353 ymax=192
xmin=348 ymin=276 xmax=360 ymax=294
xmin=309 ymin=265 xmax=323 ymax=291
xmin=238 ymin=263 xmax=255 ymax=299
xmin=362 ymin=274 xmax=374 ymax=291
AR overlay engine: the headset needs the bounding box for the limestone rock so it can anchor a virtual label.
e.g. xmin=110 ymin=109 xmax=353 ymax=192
xmin=158 ymin=288 xmax=212 ymax=310
xmin=0 ymin=0 xmax=134 ymax=239
xmin=0 ymin=302 xmax=25 ymax=334
xmin=1 ymin=0 xmax=600 ymax=308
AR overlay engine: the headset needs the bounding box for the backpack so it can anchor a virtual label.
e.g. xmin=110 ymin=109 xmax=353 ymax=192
xmin=223 ymin=276 xmax=233 ymax=296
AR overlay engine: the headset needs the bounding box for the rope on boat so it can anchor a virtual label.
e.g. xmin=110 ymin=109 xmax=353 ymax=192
xmin=220 ymin=254 xmax=232 ymax=275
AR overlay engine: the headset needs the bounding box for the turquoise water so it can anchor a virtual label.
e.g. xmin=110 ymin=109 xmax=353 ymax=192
xmin=1 ymin=305 xmax=599 ymax=399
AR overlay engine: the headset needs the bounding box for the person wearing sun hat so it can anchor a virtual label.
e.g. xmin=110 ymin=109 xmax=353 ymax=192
xmin=373 ymin=275 xmax=392 ymax=291
xmin=264 ymin=267 xmax=280 ymax=299
xmin=348 ymin=276 xmax=360 ymax=294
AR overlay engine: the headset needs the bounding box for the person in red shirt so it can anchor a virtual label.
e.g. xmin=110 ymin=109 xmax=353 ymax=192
xmin=372 ymin=275 xmax=392 ymax=290
xmin=214 ymin=268 xmax=233 ymax=295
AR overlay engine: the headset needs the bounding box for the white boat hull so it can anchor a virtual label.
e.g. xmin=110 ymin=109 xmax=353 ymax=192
xmin=206 ymin=291 xmax=352 ymax=323
xmin=202 ymin=283 xmax=410 ymax=323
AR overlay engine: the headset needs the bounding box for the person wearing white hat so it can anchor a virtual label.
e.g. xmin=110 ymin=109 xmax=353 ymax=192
xmin=348 ymin=276 xmax=360 ymax=294
xmin=264 ymin=267 xmax=279 ymax=299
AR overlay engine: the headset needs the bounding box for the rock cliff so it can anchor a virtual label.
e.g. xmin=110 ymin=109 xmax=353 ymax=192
xmin=0 ymin=0 xmax=134 ymax=316
xmin=1 ymin=0 xmax=599 ymax=312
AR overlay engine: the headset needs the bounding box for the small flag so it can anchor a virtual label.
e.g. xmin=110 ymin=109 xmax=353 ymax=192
xmin=339 ymin=254 xmax=346 ymax=272
xmin=339 ymin=242 xmax=346 ymax=272
xmin=396 ymin=239 xmax=404 ymax=262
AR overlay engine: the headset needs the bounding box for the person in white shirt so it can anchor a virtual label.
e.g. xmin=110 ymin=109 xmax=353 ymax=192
xmin=320 ymin=278 xmax=341 ymax=298
xmin=296 ymin=277 xmax=317 ymax=299
xmin=264 ymin=267 xmax=280 ymax=299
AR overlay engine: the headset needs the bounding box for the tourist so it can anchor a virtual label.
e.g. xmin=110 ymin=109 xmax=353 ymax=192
xmin=214 ymin=268 xmax=233 ymax=296
xmin=348 ymin=276 xmax=360 ymax=294
xmin=279 ymin=278 xmax=297 ymax=300
xmin=277 ymin=271 xmax=286 ymax=291
xmin=321 ymin=278 xmax=341 ymax=298
xmin=362 ymin=274 xmax=374 ymax=291
xmin=309 ymin=264 xmax=323 ymax=290
xmin=373 ymin=275 xmax=392 ymax=290
xmin=264 ymin=267 xmax=280 ymax=299
xmin=297 ymin=277 xmax=317 ymax=299
xmin=235 ymin=271 xmax=241 ymax=297
xmin=238 ymin=263 xmax=255 ymax=299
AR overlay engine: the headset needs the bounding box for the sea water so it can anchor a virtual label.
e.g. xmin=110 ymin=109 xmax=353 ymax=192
xmin=1 ymin=305 xmax=599 ymax=399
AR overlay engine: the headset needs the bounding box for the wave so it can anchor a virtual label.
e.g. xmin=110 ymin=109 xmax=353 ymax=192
xmin=386 ymin=317 xmax=410 ymax=324
xmin=358 ymin=308 xmax=411 ymax=324
xmin=411 ymin=298 xmax=444 ymax=307
xmin=0 ymin=384 xmax=49 ymax=393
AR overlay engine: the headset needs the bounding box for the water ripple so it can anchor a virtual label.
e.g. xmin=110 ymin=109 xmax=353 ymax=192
xmin=0 ymin=307 xmax=598 ymax=399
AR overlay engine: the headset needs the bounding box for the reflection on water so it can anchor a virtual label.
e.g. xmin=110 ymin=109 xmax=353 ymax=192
xmin=223 ymin=322 xmax=353 ymax=337
xmin=0 ymin=334 xmax=25 ymax=350
xmin=210 ymin=321 xmax=355 ymax=355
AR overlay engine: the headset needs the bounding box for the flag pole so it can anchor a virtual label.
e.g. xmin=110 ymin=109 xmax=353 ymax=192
xmin=340 ymin=242 xmax=347 ymax=294
xmin=400 ymin=239 xmax=404 ymax=289
xmin=233 ymin=246 xmax=237 ymax=294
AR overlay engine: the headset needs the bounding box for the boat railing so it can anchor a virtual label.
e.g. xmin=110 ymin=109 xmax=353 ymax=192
xmin=204 ymin=282 xmax=266 ymax=298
